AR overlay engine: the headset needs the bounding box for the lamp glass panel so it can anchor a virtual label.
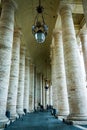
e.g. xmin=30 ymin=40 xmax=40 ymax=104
xmin=35 ymin=31 xmax=45 ymax=43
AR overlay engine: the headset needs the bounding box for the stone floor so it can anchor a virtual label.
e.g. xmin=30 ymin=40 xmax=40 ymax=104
xmin=4 ymin=111 xmax=87 ymax=130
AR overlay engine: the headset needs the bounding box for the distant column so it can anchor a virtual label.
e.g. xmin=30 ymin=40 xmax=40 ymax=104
xmin=50 ymin=42 xmax=58 ymax=110
xmin=49 ymin=84 xmax=53 ymax=106
xmin=0 ymin=0 xmax=17 ymax=127
xmin=7 ymin=28 xmax=21 ymax=120
xmin=29 ymin=63 xmax=34 ymax=112
xmin=53 ymin=29 xmax=69 ymax=116
xmin=23 ymin=57 xmax=30 ymax=113
xmin=80 ymin=30 xmax=87 ymax=81
xmin=82 ymin=0 xmax=87 ymax=27
xmin=16 ymin=46 xmax=25 ymax=116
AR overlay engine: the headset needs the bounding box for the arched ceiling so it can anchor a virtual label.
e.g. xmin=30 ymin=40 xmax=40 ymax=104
xmin=14 ymin=0 xmax=84 ymax=79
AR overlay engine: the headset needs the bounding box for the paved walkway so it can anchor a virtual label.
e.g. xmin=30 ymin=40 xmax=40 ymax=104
xmin=4 ymin=111 xmax=86 ymax=130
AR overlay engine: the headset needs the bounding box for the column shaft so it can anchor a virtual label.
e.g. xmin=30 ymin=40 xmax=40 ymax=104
xmin=82 ymin=0 xmax=87 ymax=27
xmin=50 ymin=42 xmax=58 ymax=110
xmin=80 ymin=30 xmax=87 ymax=80
xmin=7 ymin=28 xmax=21 ymax=120
xmin=29 ymin=63 xmax=34 ymax=112
xmin=23 ymin=57 xmax=30 ymax=113
xmin=49 ymin=85 xmax=53 ymax=106
xmin=16 ymin=46 xmax=25 ymax=116
xmin=53 ymin=29 xmax=69 ymax=116
xmin=42 ymin=77 xmax=46 ymax=109
xmin=0 ymin=0 xmax=17 ymax=127
xmin=60 ymin=3 xmax=87 ymax=120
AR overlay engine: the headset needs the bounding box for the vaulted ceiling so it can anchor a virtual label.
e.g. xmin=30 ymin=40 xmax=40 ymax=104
xmin=14 ymin=0 xmax=85 ymax=79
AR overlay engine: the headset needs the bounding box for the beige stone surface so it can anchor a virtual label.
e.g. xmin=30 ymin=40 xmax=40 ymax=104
xmin=16 ymin=46 xmax=25 ymax=115
xmin=60 ymin=3 xmax=87 ymax=120
xmin=80 ymin=30 xmax=87 ymax=81
xmin=50 ymin=42 xmax=58 ymax=110
xmin=7 ymin=28 xmax=21 ymax=120
xmin=0 ymin=0 xmax=17 ymax=127
xmin=53 ymin=29 xmax=69 ymax=116
xmin=29 ymin=63 xmax=34 ymax=112
xmin=23 ymin=57 xmax=30 ymax=112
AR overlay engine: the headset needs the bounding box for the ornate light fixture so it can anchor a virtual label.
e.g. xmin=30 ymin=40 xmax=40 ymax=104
xmin=32 ymin=0 xmax=48 ymax=43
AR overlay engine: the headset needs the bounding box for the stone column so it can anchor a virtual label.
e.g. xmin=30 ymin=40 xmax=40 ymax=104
xmin=40 ymin=73 xmax=43 ymax=105
xmin=59 ymin=3 xmax=87 ymax=120
xmin=80 ymin=30 xmax=87 ymax=81
xmin=82 ymin=0 xmax=87 ymax=27
xmin=42 ymin=76 xmax=46 ymax=109
xmin=0 ymin=0 xmax=17 ymax=128
xmin=7 ymin=28 xmax=21 ymax=120
xmin=50 ymin=42 xmax=58 ymax=110
xmin=53 ymin=29 xmax=69 ymax=116
xmin=36 ymin=73 xmax=41 ymax=106
xmin=49 ymin=84 xmax=53 ymax=106
xmin=16 ymin=46 xmax=25 ymax=116
xmin=23 ymin=57 xmax=30 ymax=113
xmin=29 ymin=63 xmax=34 ymax=112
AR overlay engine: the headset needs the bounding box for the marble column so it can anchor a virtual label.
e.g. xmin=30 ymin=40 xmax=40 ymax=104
xmin=46 ymin=88 xmax=49 ymax=106
xmin=59 ymin=3 xmax=87 ymax=120
xmin=35 ymin=71 xmax=37 ymax=110
xmin=29 ymin=63 xmax=34 ymax=112
xmin=53 ymin=29 xmax=69 ymax=116
xmin=40 ymin=73 xmax=43 ymax=105
xmin=7 ymin=28 xmax=21 ymax=120
xmin=23 ymin=57 xmax=30 ymax=113
xmin=16 ymin=46 xmax=25 ymax=116
xmin=82 ymin=0 xmax=87 ymax=27
xmin=49 ymin=84 xmax=53 ymax=106
xmin=42 ymin=77 xmax=46 ymax=109
xmin=80 ymin=30 xmax=87 ymax=81
xmin=0 ymin=0 xmax=17 ymax=128
xmin=50 ymin=42 xmax=58 ymax=110
xmin=36 ymin=73 xmax=41 ymax=106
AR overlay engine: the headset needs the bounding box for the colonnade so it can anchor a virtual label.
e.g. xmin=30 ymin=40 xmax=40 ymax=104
xmin=51 ymin=1 xmax=87 ymax=123
xmin=0 ymin=0 xmax=87 ymax=128
xmin=0 ymin=0 xmax=52 ymax=128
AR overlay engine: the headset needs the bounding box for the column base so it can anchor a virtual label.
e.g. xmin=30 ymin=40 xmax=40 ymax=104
xmin=63 ymin=114 xmax=87 ymax=125
xmin=67 ymin=114 xmax=87 ymax=121
xmin=0 ymin=116 xmax=10 ymax=129
xmin=17 ymin=110 xmax=25 ymax=117
xmin=10 ymin=113 xmax=19 ymax=121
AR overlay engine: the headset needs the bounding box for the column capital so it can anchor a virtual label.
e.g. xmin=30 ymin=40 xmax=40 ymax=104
xmin=25 ymin=56 xmax=31 ymax=61
xmin=79 ymin=29 xmax=87 ymax=36
xmin=14 ymin=28 xmax=22 ymax=38
xmin=59 ymin=2 xmax=73 ymax=14
xmin=20 ymin=45 xmax=26 ymax=54
xmin=2 ymin=0 xmax=17 ymax=10
xmin=53 ymin=28 xmax=62 ymax=37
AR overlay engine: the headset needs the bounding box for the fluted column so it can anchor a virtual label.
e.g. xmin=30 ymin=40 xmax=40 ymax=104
xmin=7 ymin=28 xmax=21 ymax=120
xmin=50 ymin=42 xmax=58 ymax=110
xmin=59 ymin=3 xmax=87 ymax=120
xmin=0 ymin=0 xmax=17 ymax=127
xmin=23 ymin=57 xmax=30 ymax=113
xmin=29 ymin=63 xmax=34 ymax=112
xmin=16 ymin=46 xmax=25 ymax=116
xmin=80 ymin=30 xmax=87 ymax=81
xmin=53 ymin=29 xmax=69 ymax=116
